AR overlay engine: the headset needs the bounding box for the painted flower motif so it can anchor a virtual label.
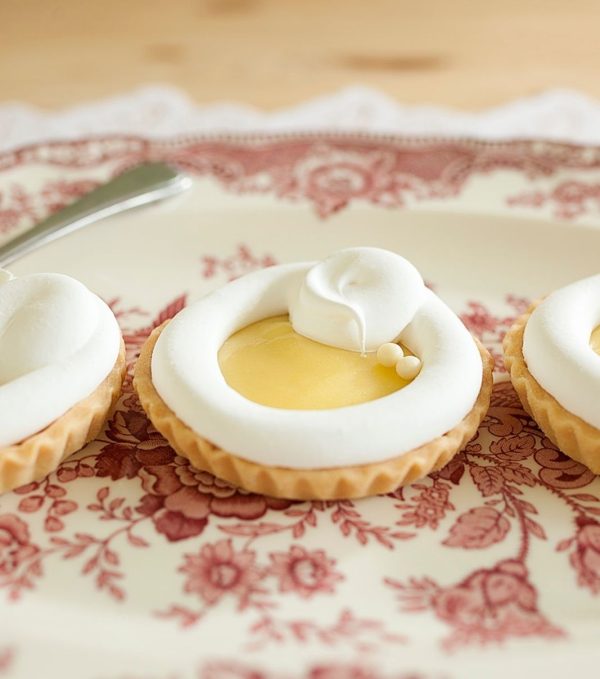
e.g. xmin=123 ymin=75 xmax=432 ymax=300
xmin=569 ymin=518 xmax=600 ymax=594
xmin=0 ymin=647 xmax=15 ymax=674
xmin=200 ymin=244 xmax=276 ymax=282
xmin=95 ymin=407 xmax=173 ymax=481
xmin=96 ymin=399 xmax=293 ymax=542
xmin=550 ymin=181 xmax=600 ymax=219
xmin=199 ymin=661 xmax=267 ymax=679
xmin=120 ymin=293 xmax=187 ymax=366
xmin=390 ymin=560 xmax=562 ymax=650
xmin=0 ymin=514 xmax=38 ymax=577
xmin=460 ymin=301 xmax=502 ymax=338
xmin=0 ymin=185 xmax=36 ymax=235
xmin=268 ymin=545 xmax=344 ymax=598
xmin=41 ymin=179 xmax=98 ymax=214
xmin=180 ymin=539 xmax=263 ymax=608
xmin=433 ymin=560 xmax=562 ymax=648
xmin=505 ymin=294 xmax=530 ymax=316
xmin=308 ymin=162 xmax=372 ymax=199
xmin=396 ymin=480 xmax=454 ymax=529
xmin=508 ymin=180 xmax=600 ymax=220
xmin=138 ymin=455 xmax=292 ymax=542
xmin=307 ymin=666 xmax=379 ymax=679
xmin=551 ymin=180 xmax=594 ymax=204
xmin=198 ymin=662 xmax=413 ymax=679
xmin=293 ymin=149 xmax=397 ymax=216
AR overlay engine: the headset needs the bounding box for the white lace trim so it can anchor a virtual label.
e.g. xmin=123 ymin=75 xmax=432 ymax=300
xmin=3 ymin=85 xmax=600 ymax=151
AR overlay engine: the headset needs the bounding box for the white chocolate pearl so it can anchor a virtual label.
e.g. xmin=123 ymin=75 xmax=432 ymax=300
xmin=376 ymin=342 xmax=404 ymax=367
xmin=395 ymin=356 xmax=421 ymax=380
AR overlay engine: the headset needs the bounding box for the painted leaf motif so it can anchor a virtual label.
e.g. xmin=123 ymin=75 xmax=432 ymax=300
xmin=94 ymin=444 xmax=142 ymax=481
xmin=556 ymin=537 xmax=575 ymax=552
xmin=443 ymin=507 xmax=510 ymax=548
xmin=218 ymin=522 xmax=285 ymax=537
xmin=500 ymin=463 xmax=537 ymax=487
xmin=437 ymin=458 xmax=465 ymax=485
xmin=525 ymin=518 xmax=547 ymax=540
xmin=470 ymin=466 xmax=505 ymax=496
xmin=153 ymin=294 xmax=187 ymax=328
xmin=490 ymin=434 xmax=536 ymax=460
xmin=17 ymin=496 xmax=44 ymax=513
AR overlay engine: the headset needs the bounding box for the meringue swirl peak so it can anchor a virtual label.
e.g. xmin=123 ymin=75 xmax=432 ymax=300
xmin=289 ymin=247 xmax=426 ymax=353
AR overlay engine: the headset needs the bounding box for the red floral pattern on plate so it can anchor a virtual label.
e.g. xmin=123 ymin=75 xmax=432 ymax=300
xmin=508 ymin=179 xmax=600 ymax=220
xmin=180 ymin=539 xmax=265 ymax=608
xmin=0 ymin=515 xmax=39 ymax=579
xmin=0 ymin=178 xmax=99 ymax=238
xmin=563 ymin=518 xmax=600 ymax=593
xmin=2 ymin=137 xmax=600 ymax=677
xmin=138 ymin=457 xmax=292 ymax=542
xmin=201 ymin=244 xmax=277 ymax=281
xmin=268 ymin=545 xmax=343 ymax=599
xmin=2 ymin=135 xmax=600 ymax=234
xmin=196 ymin=661 xmax=445 ymax=679
xmin=2 ymin=277 xmax=595 ymax=657
xmin=388 ymin=559 xmax=563 ymax=652
xmin=0 ymin=648 xmax=14 ymax=676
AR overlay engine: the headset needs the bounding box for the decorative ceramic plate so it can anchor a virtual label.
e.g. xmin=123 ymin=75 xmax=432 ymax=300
xmin=1 ymin=136 xmax=600 ymax=679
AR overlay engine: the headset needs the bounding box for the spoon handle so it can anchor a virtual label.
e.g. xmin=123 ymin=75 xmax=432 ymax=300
xmin=0 ymin=162 xmax=191 ymax=267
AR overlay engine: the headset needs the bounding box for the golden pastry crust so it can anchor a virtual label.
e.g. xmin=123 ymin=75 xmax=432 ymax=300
xmin=0 ymin=342 xmax=126 ymax=494
xmin=503 ymin=302 xmax=600 ymax=473
xmin=134 ymin=323 xmax=493 ymax=500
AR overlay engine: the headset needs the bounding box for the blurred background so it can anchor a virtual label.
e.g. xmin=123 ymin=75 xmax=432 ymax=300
xmin=2 ymin=0 xmax=600 ymax=110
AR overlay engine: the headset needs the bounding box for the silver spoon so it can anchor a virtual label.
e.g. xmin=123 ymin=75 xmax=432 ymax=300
xmin=0 ymin=162 xmax=192 ymax=267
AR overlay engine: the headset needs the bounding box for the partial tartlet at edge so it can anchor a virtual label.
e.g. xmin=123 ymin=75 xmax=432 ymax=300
xmin=504 ymin=302 xmax=600 ymax=473
xmin=0 ymin=343 xmax=126 ymax=494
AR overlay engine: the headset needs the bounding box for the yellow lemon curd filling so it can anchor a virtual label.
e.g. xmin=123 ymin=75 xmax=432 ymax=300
xmin=218 ymin=315 xmax=415 ymax=409
xmin=592 ymin=326 xmax=600 ymax=355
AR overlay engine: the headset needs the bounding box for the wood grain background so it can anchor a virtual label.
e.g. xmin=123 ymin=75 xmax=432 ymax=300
xmin=1 ymin=0 xmax=599 ymax=109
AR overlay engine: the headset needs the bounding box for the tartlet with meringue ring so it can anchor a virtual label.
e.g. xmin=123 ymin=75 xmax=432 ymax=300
xmin=0 ymin=270 xmax=125 ymax=494
xmin=134 ymin=248 xmax=493 ymax=500
xmin=503 ymin=274 xmax=600 ymax=473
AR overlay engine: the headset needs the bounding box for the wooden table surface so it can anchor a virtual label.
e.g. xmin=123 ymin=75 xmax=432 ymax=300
xmin=2 ymin=0 xmax=600 ymax=110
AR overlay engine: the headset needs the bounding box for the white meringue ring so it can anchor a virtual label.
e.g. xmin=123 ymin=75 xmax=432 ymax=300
xmin=151 ymin=257 xmax=484 ymax=469
xmin=523 ymin=274 xmax=600 ymax=429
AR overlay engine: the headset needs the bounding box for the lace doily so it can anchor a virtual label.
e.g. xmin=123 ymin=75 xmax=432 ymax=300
xmin=3 ymin=85 xmax=600 ymax=151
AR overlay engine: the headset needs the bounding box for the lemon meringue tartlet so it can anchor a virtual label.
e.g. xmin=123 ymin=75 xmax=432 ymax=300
xmin=134 ymin=248 xmax=493 ymax=500
xmin=0 ymin=270 xmax=125 ymax=493
xmin=504 ymin=274 xmax=600 ymax=473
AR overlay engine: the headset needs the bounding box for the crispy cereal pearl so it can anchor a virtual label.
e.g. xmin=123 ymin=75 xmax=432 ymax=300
xmin=395 ymin=355 xmax=421 ymax=380
xmin=376 ymin=342 xmax=404 ymax=367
